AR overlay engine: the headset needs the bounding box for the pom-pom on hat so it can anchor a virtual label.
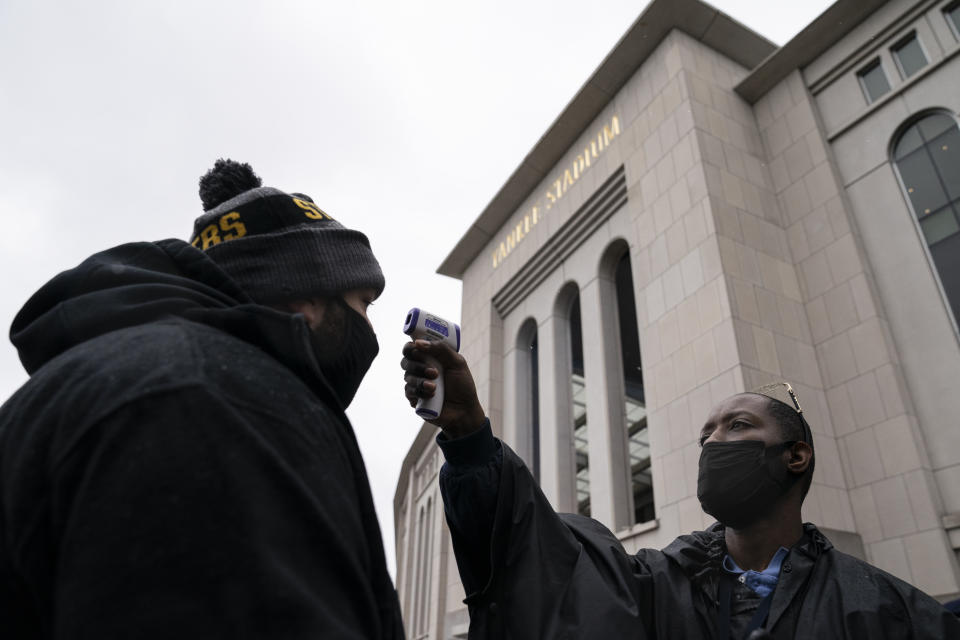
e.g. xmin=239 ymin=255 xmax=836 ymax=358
xmin=190 ymin=159 xmax=384 ymax=303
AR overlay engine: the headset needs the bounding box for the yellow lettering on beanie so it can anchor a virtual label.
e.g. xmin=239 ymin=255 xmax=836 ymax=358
xmin=200 ymin=225 xmax=221 ymax=249
xmin=219 ymin=211 xmax=247 ymax=240
xmin=192 ymin=212 xmax=246 ymax=250
xmin=293 ymin=197 xmax=331 ymax=220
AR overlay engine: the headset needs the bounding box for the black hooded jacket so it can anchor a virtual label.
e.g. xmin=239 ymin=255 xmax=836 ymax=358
xmin=0 ymin=240 xmax=404 ymax=639
xmin=438 ymin=423 xmax=959 ymax=639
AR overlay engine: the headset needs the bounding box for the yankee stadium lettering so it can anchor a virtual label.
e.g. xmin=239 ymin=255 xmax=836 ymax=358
xmin=491 ymin=115 xmax=620 ymax=269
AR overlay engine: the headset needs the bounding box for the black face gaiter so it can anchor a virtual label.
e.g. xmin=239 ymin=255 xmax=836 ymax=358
xmin=697 ymin=440 xmax=797 ymax=529
xmin=309 ymin=298 xmax=379 ymax=409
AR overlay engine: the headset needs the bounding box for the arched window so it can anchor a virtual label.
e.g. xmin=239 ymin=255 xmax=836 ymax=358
xmin=615 ymin=253 xmax=655 ymax=524
xmin=412 ymin=505 xmax=425 ymax=632
xmin=413 ymin=497 xmax=433 ymax=635
xmin=421 ymin=498 xmax=433 ymax=635
xmin=569 ymin=294 xmax=590 ymax=517
xmin=893 ymin=112 xmax=960 ymax=325
xmin=397 ymin=504 xmax=408 ymax=617
xmin=516 ymin=319 xmax=541 ymax=482
xmin=530 ymin=331 xmax=540 ymax=481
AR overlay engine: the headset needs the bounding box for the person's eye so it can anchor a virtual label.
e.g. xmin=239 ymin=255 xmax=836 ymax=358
xmin=698 ymin=433 xmax=709 ymax=447
xmin=730 ymin=420 xmax=748 ymax=430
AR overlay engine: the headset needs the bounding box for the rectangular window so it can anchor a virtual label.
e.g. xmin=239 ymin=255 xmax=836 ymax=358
xmin=857 ymin=59 xmax=891 ymax=103
xmin=892 ymin=33 xmax=928 ymax=79
xmin=572 ymin=376 xmax=590 ymax=517
xmin=946 ymin=1 xmax=960 ymax=40
xmin=529 ymin=332 xmax=540 ymax=482
xmin=568 ymin=296 xmax=590 ymax=518
xmin=614 ymin=253 xmax=654 ymax=525
xmin=920 ymin=206 xmax=960 ymax=245
xmin=898 ymin=143 xmax=950 ymax=216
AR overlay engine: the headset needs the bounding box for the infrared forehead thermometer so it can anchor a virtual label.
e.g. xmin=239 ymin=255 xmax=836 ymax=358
xmin=403 ymin=308 xmax=461 ymax=420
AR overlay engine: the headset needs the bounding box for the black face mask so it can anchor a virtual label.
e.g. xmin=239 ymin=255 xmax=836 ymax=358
xmin=697 ymin=440 xmax=798 ymax=529
xmin=309 ymin=298 xmax=379 ymax=409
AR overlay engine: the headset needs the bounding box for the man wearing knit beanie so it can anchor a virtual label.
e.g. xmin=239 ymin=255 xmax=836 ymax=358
xmin=0 ymin=160 xmax=404 ymax=638
xmin=190 ymin=158 xmax=386 ymax=409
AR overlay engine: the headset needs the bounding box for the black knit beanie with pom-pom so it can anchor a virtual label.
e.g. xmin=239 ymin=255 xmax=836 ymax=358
xmin=189 ymin=158 xmax=384 ymax=303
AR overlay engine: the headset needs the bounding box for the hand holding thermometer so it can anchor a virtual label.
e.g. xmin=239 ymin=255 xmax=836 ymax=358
xmin=402 ymin=308 xmax=461 ymax=419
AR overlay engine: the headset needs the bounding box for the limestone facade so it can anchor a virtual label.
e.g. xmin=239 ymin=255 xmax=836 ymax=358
xmin=394 ymin=1 xmax=960 ymax=636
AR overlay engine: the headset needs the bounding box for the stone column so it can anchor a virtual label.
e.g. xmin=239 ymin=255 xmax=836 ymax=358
xmin=501 ymin=342 xmax=521 ymax=459
xmin=537 ymin=311 xmax=577 ymax=512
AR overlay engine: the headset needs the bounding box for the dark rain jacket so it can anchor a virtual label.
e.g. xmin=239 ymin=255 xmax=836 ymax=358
xmin=0 ymin=240 xmax=404 ymax=639
xmin=439 ymin=426 xmax=959 ymax=639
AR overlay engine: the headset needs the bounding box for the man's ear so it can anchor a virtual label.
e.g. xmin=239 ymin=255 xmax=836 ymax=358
xmin=787 ymin=442 xmax=813 ymax=474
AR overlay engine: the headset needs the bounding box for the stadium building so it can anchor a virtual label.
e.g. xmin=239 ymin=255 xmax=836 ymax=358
xmin=395 ymin=0 xmax=960 ymax=636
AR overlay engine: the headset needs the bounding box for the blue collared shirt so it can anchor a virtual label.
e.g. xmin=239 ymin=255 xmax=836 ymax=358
xmin=722 ymin=547 xmax=789 ymax=598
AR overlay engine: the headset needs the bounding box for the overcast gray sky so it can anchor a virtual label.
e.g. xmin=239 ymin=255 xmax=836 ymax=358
xmin=1 ymin=0 xmax=833 ymax=577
